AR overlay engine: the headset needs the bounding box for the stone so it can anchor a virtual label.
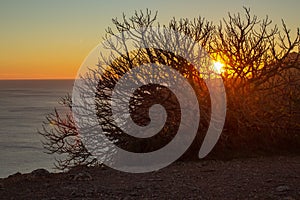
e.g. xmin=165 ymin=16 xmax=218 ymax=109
xmin=283 ymin=197 xmax=295 ymax=200
xmin=72 ymin=172 xmax=92 ymax=181
xmin=8 ymin=172 xmax=22 ymax=178
xmin=276 ymin=185 xmax=290 ymax=192
xmin=31 ymin=169 xmax=50 ymax=177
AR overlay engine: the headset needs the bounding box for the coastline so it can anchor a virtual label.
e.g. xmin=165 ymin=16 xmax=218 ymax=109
xmin=1 ymin=155 xmax=299 ymax=199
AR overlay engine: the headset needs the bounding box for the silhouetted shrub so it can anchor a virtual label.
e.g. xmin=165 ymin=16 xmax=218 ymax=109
xmin=39 ymin=8 xmax=300 ymax=170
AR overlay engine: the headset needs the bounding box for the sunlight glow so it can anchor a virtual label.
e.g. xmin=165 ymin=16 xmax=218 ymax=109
xmin=212 ymin=61 xmax=224 ymax=74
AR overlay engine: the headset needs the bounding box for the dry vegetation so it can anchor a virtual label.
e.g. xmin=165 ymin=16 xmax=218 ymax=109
xmin=39 ymin=8 xmax=300 ymax=170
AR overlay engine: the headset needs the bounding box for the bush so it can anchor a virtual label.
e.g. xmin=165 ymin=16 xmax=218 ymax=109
xmin=39 ymin=8 xmax=300 ymax=170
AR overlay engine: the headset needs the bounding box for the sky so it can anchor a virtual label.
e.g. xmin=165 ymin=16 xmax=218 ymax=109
xmin=0 ymin=0 xmax=299 ymax=79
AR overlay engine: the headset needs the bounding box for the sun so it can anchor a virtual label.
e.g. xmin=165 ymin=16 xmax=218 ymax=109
xmin=212 ymin=61 xmax=224 ymax=74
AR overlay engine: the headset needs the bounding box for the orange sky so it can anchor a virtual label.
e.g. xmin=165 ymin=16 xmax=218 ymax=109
xmin=0 ymin=37 xmax=95 ymax=79
xmin=0 ymin=1 xmax=299 ymax=79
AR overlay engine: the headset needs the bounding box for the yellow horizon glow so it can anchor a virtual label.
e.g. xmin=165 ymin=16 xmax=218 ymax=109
xmin=0 ymin=41 xmax=96 ymax=80
xmin=1 ymin=1 xmax=298 ymax=80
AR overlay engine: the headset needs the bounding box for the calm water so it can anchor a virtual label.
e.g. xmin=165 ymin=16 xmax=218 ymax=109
xmin=0 ymin=80 xmax=74 ymax=178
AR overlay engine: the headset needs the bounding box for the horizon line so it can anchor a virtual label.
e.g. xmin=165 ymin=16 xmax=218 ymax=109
xmin=0 ymin=78 xmax=75 ymax=81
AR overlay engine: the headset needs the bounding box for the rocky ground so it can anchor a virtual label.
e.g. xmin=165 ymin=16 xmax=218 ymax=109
xmin=0 ymin=155 xmax=299 ymax=200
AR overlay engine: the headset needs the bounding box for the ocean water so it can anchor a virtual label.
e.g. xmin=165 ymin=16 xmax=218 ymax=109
xmin=0 ymin=80 xmax=74 ymax=178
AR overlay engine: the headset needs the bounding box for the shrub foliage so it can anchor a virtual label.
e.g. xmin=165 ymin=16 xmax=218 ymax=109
xmin=39 ymin=8 xmax=300 ymax=170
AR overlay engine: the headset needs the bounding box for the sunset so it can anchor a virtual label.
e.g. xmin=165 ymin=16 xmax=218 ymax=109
xmin=0 ymin=1 xmax=299 ymax=199
xmin=212 ymin=61 xmax=225 ymax=74
xmin=0 ymin=0 xmax=299 ymax=79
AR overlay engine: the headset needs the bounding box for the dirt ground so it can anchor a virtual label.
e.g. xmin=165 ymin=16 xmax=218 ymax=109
xmin=0 ymin=155 xmax=299 ymax=200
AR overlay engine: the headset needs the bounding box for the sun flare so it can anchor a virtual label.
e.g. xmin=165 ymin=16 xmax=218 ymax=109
xmin=212 ymin=61 xmax=224 ymax=74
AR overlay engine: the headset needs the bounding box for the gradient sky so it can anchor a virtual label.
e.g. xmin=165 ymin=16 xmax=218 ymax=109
xmin=0 ymin=0 xmax=299 ymax=79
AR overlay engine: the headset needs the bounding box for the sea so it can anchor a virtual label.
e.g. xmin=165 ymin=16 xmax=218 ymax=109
xmin=0 ymin=80 xmax=74 ymax=178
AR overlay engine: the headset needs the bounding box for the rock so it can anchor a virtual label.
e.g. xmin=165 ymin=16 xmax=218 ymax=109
xmin=31 ymin=169 xmax=50 ymax=177
xmin=8 ymin=172 xmax=22 ymax=178
xmin=0 ymin=182 xmax=4 ymax=190
xmin=72 ymin=172 xmax=92 ymax=181
xmin=41 ymin=197 xmax=57 ymax=200
xmin=283 ymin=197 xmax=295 ymax=200
xmin=276 ymin=185 xmax=290 ymax=192
xmin=265 ymin=179 xmax=273 ymax=183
